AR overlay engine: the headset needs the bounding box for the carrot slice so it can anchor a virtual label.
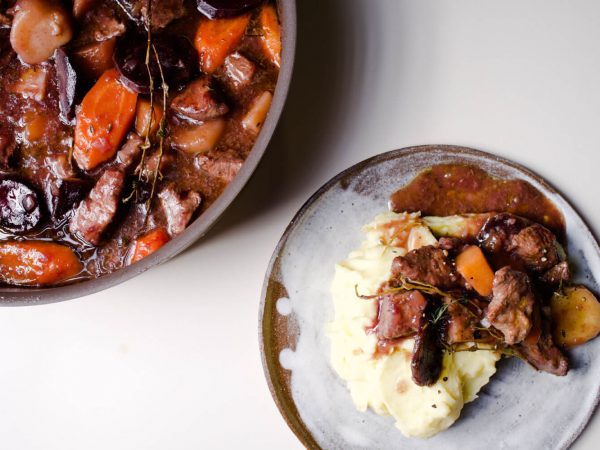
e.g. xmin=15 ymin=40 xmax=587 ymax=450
xmin=0 ymin=241 xmax=82 ymax=286
xmin=129 ymin=228 xmax=171 ymax=264
xmin=259 ymin=4 xmax=281 ymax=68
xmin=73 ymin=68 xmax=138 ymax=170
xmin=455 ymin=245 xmax=494 ymax=296
xmin=194 ymin=14 xmax=250 ymax=74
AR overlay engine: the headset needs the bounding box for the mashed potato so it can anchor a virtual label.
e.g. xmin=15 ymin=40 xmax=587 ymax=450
xmin=328 ymin=212 xmax=500 ymax=438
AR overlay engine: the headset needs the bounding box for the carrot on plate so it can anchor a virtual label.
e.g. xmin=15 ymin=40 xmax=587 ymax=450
xmin=194 ymin=14 xmax=250 ymax=74
xmin=258 ymin=4 xmax=281 ymax=68
xmin=0 ymin=241 xmax=83 ymax=286
xmin=129 ymin=228 xmax=171 ymax=264
xmin=455 ymin=245 xmax=494 ymax=296
xmin=73 ymin=68 xmax=138 ymax=171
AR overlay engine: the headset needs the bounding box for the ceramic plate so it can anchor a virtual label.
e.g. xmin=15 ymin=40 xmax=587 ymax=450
xmin=259 ymin=145 xmax=600 ymax=450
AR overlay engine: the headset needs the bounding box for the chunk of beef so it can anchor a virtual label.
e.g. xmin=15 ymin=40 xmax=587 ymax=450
xmin=507 ymin=224 xmax=560 ymax=272
xmin=171 ymin=77 xmax=229 ymax=122
xmin=437 ymin=236 xmax=469 ymax=254
xmin=115 ymin=133 xmax=143 ymax=170
xmin=116 ymin=0 xmax=186 ymax=30
xmin=158 ymin=186 xmax=201 ymax=237
xmin=515 ymin=323 xmax=569 ymax=376
xmin=195 ymin=149 xmax=243 ymax=183
xmin=76 ymin=4 xmax=126 ymax=43
xmin=478 ymin=213 xmax=528 ymax=253
xmin=391 ymin=246 xmax=461 ymax=290
xmin=376 ymin=290 xmax=427 ymax=340
xmin=411 ymin=310 xmax=443 ymax=386
xmin=223 ymin=53 xmax=255 ymax=90
xmin=445 ymin=300 xmax=484 ymax=344
xmin=486 ymin=267 xmax=535 ymax=344
xmin=141 ymin=150 xmax=175 ymax=179
xmin=69 ymin=169 xmax=125 ymax=245
xmin=541 ymin=261 xmax=571 ymax=286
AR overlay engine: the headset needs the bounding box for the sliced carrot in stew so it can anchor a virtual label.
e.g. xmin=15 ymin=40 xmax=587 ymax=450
xmin=129 ymin=228 xmax=170 ymax=264
xmin=194 ymin=14 xmax=250 ymax=74
xmin=455 ymin=245 xmax=494 ymax=296
xmin=258 ymin=4 xmax=281 ymax=68
xmin=0 ymin=241 xmax=83 ymax=286
xmin=73 ymin=68 xmax=138 ymax=170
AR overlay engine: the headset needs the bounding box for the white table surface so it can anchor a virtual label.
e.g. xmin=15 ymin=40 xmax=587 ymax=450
xmin=1 ymin=0 xmax=599 ymax=449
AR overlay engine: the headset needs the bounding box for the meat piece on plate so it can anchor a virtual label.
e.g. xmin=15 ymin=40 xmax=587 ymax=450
xmin=376 ymin=290 xmax=427 ymax=340
xmin=159 ymin=186 xmax=201 ymax=237
xmin=507 ymin=224 xmax=560 ymax=272
xmin=411 ymin=312 xmax=443 ymax=386
xmin=171 ymin=77 xmax=229 ymax=122
xmin=69 ymin=168 xmax=125 ymax=245
xmin=478 ymin=213 xmax=529 ymax=253
xmin=195 ymin=149 xmax=243 ymax=183
xmin=486 ymin=267 xmax=535 ymax=345
xmin=116 ymin=0 xmax=186 ymax=30
xmin=391 ymin=246 xmax=462 ymax=290
xmin=223 ymin=52 xmax=255 ymax=90
xmin=445 ymin=300 xmax=483 ymax=344
xmin=115 ymin=133 xmax=143 ymax=170
xmin=541 ymin=261 xmax=571 ymax=286
xmin=515 ymin=323 xmax=569 ymax=376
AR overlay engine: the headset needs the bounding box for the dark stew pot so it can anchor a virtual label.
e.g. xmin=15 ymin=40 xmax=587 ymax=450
xmin=0 ymin=0 xmax=296 ymax=305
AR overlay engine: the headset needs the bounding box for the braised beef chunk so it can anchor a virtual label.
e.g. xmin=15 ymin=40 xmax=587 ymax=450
xmin=376 ymin=290 xmax=427 ymax=340
xmin=171 ymin=77 xmax=229 ymax=122
xmin=159 ymin=186 xmax=201 ymax=237
xmin=76 ymin=4 xmax=126 ymax=44
xmin=507 ymin=224 xmax=560 ymax=272
xmin=541 ymin=261 xmax=571 ymax=286
xmin=222 ymin=53 xmax=256 ymax=90
xmin=196 ymin=149 xmax=243 ymax=183
xmin=516 ymin=325 xmax=569 ymax=376
xmin=445 ymin=300 xmax=483 ymax=344
xmin=438 ymin=237 xmax=468 ymax=253
xmin=486 ymin=267 xmax=535 ymax=345
xmin=115 ymin=133 xmax=143 ymax=170
xmin=392 ymin=246 xmax=461 ymax=290
xmin=411 ymin=314 xmax=443 ymax=386
xmin=116 ymin=0 xmax=186 ymax=30
xmin=478 ymin=213 xmax=528 ymax=253
xmin=69 ymin=169 xmax=125 ymax=245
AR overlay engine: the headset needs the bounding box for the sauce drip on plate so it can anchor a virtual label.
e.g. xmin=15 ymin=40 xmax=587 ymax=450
xmin=389 ymin=164 xmax=565 ymax=238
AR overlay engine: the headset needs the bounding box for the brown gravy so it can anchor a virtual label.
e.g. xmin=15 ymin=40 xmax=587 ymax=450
xmin=389 ymin=164 xmax=565 ymax=238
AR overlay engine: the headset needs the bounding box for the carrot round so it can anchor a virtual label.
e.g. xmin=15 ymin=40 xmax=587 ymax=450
xmin=0 ymin=241 xmax=82 ymax=286
xmin=73 ymin=68 xmax=138 ymax=170
xmin=129 ymin=228 xmax=170 ymax=264
xmin=455 ymin=245 xmax=494 ymax=296
xmin=259 ymin=4 xmax=281 ymax=68
xmin=194 ymin=14 xmax=250 ymax=74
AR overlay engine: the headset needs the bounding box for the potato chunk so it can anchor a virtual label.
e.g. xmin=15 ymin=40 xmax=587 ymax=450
xmin=10 ymin=0 xmax=74 ymax=65
xmin=551 ymin=286 xmax=600 ymax=348
xmin=242 ymin=91 xmax=272 ymax=135
xmin=171 ymin=119 xmax=225 ymax=154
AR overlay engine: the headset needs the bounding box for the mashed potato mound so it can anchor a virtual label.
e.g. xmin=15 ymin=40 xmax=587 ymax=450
xmin=328 ymin=212 xmax=500 ymax=438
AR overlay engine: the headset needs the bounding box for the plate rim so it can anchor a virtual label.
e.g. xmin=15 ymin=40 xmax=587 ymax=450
xmin=259 ymin=144 xmax=600 ymax=450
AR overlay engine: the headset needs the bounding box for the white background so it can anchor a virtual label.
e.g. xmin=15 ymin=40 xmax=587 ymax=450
xmin=1 ymin=0 xmax=599 ymax=448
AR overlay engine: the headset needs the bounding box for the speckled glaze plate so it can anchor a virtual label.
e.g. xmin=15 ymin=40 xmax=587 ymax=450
xmin=259 ymin=145 xmax=600 ymax=450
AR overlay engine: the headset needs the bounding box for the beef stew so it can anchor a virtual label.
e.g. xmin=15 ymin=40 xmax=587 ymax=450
xmin=0 ymin=0 xmax=281 ymax=287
